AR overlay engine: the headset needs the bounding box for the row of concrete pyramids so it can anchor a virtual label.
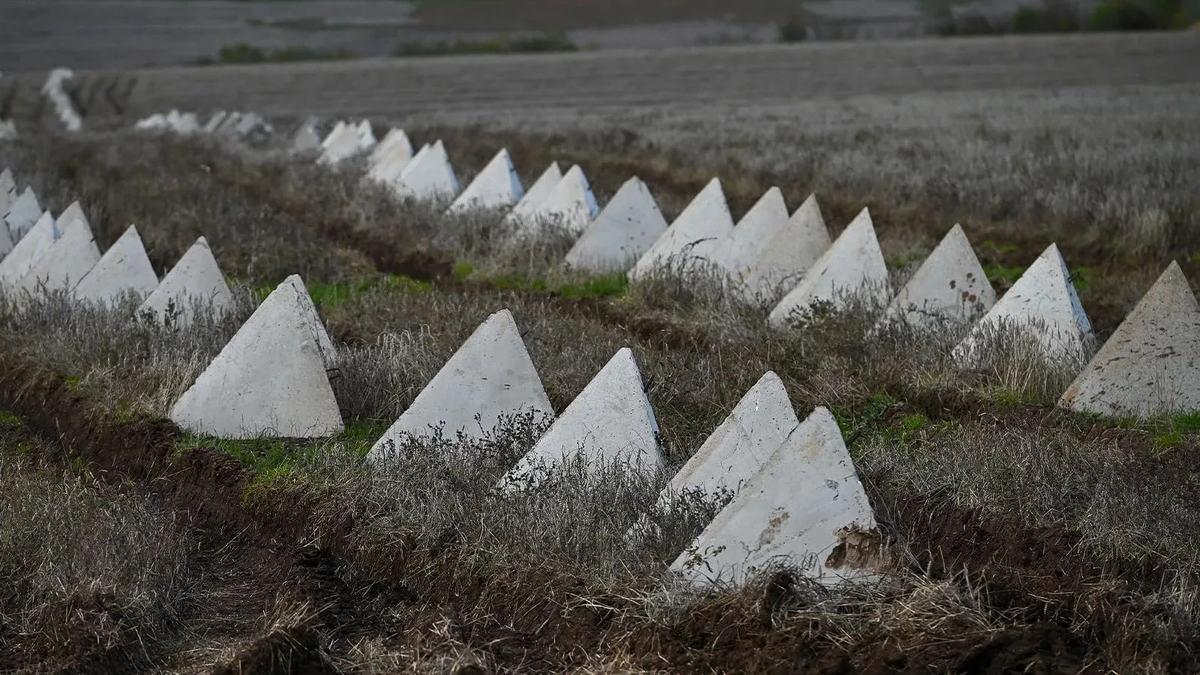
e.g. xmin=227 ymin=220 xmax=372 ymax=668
xmin=0 ymin=170 xmax=234 ymax=325
xmin=166 ymin=277 xmax=876 ymax=587
xmin=134 ymin=109 xmax=275 ymax=138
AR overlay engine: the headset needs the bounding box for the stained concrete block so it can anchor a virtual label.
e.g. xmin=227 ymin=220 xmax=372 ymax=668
xmin=13 ymin=215 xmax=100 ymax=297
xmin=877 ymin=223 xmax=995 ymax=330
xmin=671 ymin=406 xmax=879 ymax=587
xmin=1059 ymin=261 xmax=1200 ymax=417
xmin=368 ymin=128 xmax=414 ymax=168
xmin=137 ymin=236 xmax=233 ymax=328
xmin=741 ymin=194 xmax=832 ymax=302
xmin=0 ymin=211 xmax=54 ymax=287
xmin=355 ymin=120 xmax=376 ymax=150
xmin=525 ymin=164 xmax=599 ymax=235
xmin=660 ymin=371 xmax=798 ymax=507
xmin=170 ymin=276 xmax=344 ymax=439
xmin=318 ymin=121 xmax=361 ymax=166
xmin=280 ymin=274 xmax=337 ymax=369
xmin=394 ymin=140 xmax=459 ymax=201
xmin=564 ymin=176 xmax=668 ymax=273
xmin=73 ymin=225 xmax=159 ymax=305
xmin=501 ymin=162 xmax=562 ymax=228
xmin=2 ymin=187 xmax=41 ymax=255
xmin=501 ymin=347 xmax=664 ymax=487
xmin=953 ymin=243 xmax=1092 ymax=367
xmin=714 ymin=187 xmax=789 ymax=278
xmin=446 ymin=148 xmax=524 ymax=214
xmin=368 ymin=308 xmax=554 ymax=459
xmin=768 ymin=208 xmax=890 ymax=327
xmin=629 ymin=178 xmax=734 ymax=281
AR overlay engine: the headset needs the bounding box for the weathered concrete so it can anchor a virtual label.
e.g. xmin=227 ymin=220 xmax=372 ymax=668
xmin=877 ymin=223 xmax=995 ymax=330
xmin=368 ymin=128 xmax=413 ymax=168
xmin=13 ymin=215 xmax=100 ymax=297
xmin=281 ymin=274 xmax=337 ymax=369
xmin=1059 ymin=261 xmax=1200 ymax=417
xmin=501 ymin=347 xmax=664 ymax=488
xmin=564 ymin=176 xmax=668 ymax=273
xmin=671 ymin=406 xmax=879 ymax=587
xmin=368 ymin=308 xmax=554 ymax=460
xmin=394 ymin=139 xmax=459 ymax=201
xmin=137 ymin=236 xmax=234 ymax=328
xmin=55 ymin=201 xmax=87 ymax=235
xmin=170 ymin=276 xmax=344 ymax=439
xmin=660 ymin=370 xmax=798 ymax=507
xmin=629 ymin=178 xmax=734 ymax=281
xmin=173 ymin=112 xmax=200 ymax=135
xmin=714 ymin=187 xmax=789 ymax=278
xmin=446 ymin=148 xmax=524 ymax=214
xmin=366 ymin=141 xmax=419 ymax=186
xmin=503 ymin=162 xmax=563 ymax=228
xmin=355 ymin=119 xmax=376 ymax=150
xmin=528 ymin=164 xmax=600 ymax=235
xmin=3 ymin=187 xmax=42 ymax=253
xmin=953 ymin=243 xmax=1092 ymax=367
xmin=317 ymin=121 xmax=361 ymax=166
xmin=741 ymin=194 xmax=831 ymax=302
xmin=0 ymin=210 xmax=54 ymax=287
xmin=0 ymin=168 xmax=14 ymax=213
xmin=203 ymin=110 xmax=229 ymax=134
xmin=73 ymin=224 xmax=158 ymax=305
xmin=768 ymin=208 xmax=890 ymax=327
xmin=292 ymin=117 xmax=322 ymax=153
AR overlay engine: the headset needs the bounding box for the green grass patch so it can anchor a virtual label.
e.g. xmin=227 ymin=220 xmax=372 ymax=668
xmin=252 ymin=274 xmax=431 ymax=309
xmin=453 ymin=262 xmax=477 ymax=281
xmin=1069 ymin=265 xmax=1096 ymax=291
xmin=1111 ymin=411 xmax=1200 ymax=451
xmin=0 ymin=410 xmax=21 ymax=426
xmin=470 ymin=271 xmax=630 ymax=300
xmin=983 ymin=264 xmax=1026 ymax=286
xmin=198 ymin=43 xmax=358 ymax=66
xmin=392 ymin=32 xmax=578 ymax=58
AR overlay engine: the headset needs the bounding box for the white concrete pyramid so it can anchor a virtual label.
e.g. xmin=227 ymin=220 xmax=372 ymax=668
xmin=368 ymin=128 xmax=414 ymax=168
xmin=138 ymin=236 xmax=233 ymax=328
xmin=564 ymin=176 xmax=668 ymax=273
xmin=280 ymin=274 xmax=337 ymax=369
xmin=501 ymin=348 xmax=664 ymax=487
xmin=878 ymin=224 xmax=996 ymax=330
xmin=501 ymin=162 xmax=562 ymax=228
xmin=0 ymin=168 xmax=14 ymax=213
xmin=367 ymin=142 xmax=421 ymax=186
xmin=3 ymin=187 xmax=42 ymax=250
xmin=292 ymin=118 xmax=321 ymax=153
xmin=526 ymin=164 xmax=599 ymax=235
xmin=1059 ymin=262 xmax=1200 ymax=417
xmin=953 ymin=243 xmax=1092 ymax=366
xmin=73 ymin=225 xmax=159 ymax=305
xmin=0 ymin=211 xmax=54 ymax=287
xmin=368 ymin=309 xmax=553 ymax=459
xmin=446 ymin=148 xmax=524 ymax=214
xmin=394 ymin=139 xmax=459 ymax=201
xmin=629 ymin=178 xmax=735 ymax=281
xmin=203 ymin=111 xmax=228 ymax=134
xmin=13 ymin=215 xmax=100 ymax=297
xmin=714 ymin=187 xmax=789 ymax=278
xmin=741 ymin=194 xmax=832 ymax=301
xmin=671 ymin=406 xmax=878 ymax=587
xmin=173 ymin=112 xmax=200 ymax=135
xmin=355 ymin=119 xmax=376 ymax=150
xmin=768 ymin=208 xmax=890 ymax=327
xmin=135 ymin=113 xmax=168 ymax=131
xmin=318 ymin=122 xmax=361 ymax=166
xmin=170 ymin=277 xmax=344 ymax=439
xmin=659 ymin=371 xmax=798 ymax=509
xmin=55 ymin=200 xmax=87 ymax=235
xmin=0 ymin=120 xmax=16 ymax=141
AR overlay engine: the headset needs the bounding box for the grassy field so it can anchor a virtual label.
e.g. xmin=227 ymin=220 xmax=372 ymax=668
xmin=2 ymin=52 xmax=1200 ymax=670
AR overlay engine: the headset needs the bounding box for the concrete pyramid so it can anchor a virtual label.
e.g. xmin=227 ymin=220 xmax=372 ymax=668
xmin=953 ymin=243 xmax=1092 ymax=366
xmin=629 ymin=178 xmax=734 ymax=281
xmin=0 ymin=168 xmax=13 ymax=213
xmin=368 ymin=128 xmax=413 ymax=168
xmin=742 ymin=194 xmax=832 ymax=301
xmin=55 ymin=201 xmax=87 ymax=235
xmin=501 ymin=162 xmax=562 ymax=228
xmin=318 ymin=121 xmax=360 ymax=166
xmin=13 ymin=215 xmax=100 ymax=297
xmin=355 ymin=119 xmax=376 ymax=150
xmin=135 ymin=113 xmax=168 ymax=131
xmin=564 ymin=176 xmax=668 ymax=273
xmin=715 ymin=187 xmax=790 ymax=278
xmin=173 ymin=112 xmax=200 ymax=135
xmin=169 ymin=277 xmax=344 ymax=439
xmin=878 ymin=224 xmax=996 ymax=330
xmin=526 ymin=164 xmax=599 ymax=235
xmin=3 ymin=187 xmax=42 ymax=251
xmin=394 ymin=139 xmax=459 ymax=201
xmin=73 ymin=225 xmax=159 ymax=305
xmin=658 ymin=371 xmax=798 ymax=510
xmin=292 ymin=118 xmax=321 ymax=153
xmin=501 ymin=348 xmax=664 ymax=487
xmin=0 ymin=211 xmax=54 ymax=287
xmin=447 ymin=148 xmax=524 ymax=214
xmin=0 ymin=120 xmax=16 ymax=141
xmin=367 ymin=142 xmax=420 ymax=186
xmin=671 ymin=407 xmax=878 ymax=587
xmin=280 ymin=274 xmax=337 ymax=369
xmin=1059 ymin=262 xmax=1200 ymax=417
xmin=368 ymin=309 xmax=553 ymax=459
xmin=203 ymin=111 xmax=229 ymax=134
xmin=138 ymin=236 xmax=233 ymax=328
xmin=768 ymin=208 xmax=890 ymax=327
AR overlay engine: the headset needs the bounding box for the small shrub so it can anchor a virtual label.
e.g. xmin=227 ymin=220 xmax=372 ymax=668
xmin=1011 ymin=0 xmax=1083 ymax=32
xmin=392 ymin=32 xmax=577 ymax=58
xmin=778 ymin=14 xmax=809 ymax=42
